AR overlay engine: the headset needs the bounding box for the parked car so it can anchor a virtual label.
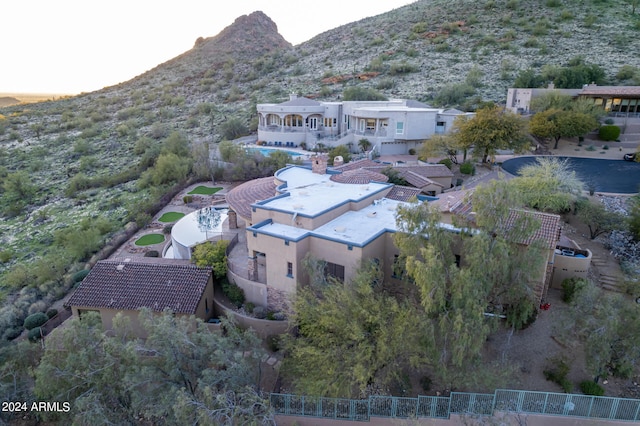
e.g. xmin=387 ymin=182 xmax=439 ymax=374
xmin=624 ymin=152 xmax=637 ymax=161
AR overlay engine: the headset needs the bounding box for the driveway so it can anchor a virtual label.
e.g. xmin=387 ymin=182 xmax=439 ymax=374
xmin=502 ymin=156 xmax=640 ymax=194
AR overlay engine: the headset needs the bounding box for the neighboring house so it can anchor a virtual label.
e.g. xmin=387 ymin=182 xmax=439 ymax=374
xmin=256 ymin=95 xmax=472 ymax=155
xmin=506 ymin=83 xmax=640 ymax=115
xmin=330 ymin=159 xmax=454 ymax=195
xmin=66 ymin=258 xmax=214 ymax=337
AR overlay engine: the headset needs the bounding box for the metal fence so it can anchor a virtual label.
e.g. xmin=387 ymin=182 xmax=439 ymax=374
xmin=270 ymin=389 xmax=640 ymax=422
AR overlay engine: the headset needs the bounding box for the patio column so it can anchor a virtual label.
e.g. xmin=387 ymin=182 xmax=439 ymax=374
xmin=248 ymin=256 xmax=258 ymax=281
xmin=228 ymin=209 xmax=238 ymax=229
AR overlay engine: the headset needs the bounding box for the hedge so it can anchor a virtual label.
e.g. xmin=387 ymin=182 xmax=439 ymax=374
xmin=23 ymin=312 xmax=48 ymax=330
xmin=599 ymin=125 xmax=620 ymax=141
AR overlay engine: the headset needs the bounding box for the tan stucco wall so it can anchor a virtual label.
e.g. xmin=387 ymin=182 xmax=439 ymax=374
xmin=228 ymin=267 xmax=269 ymax=307
xmin=551 ymin=249 xmax=592 ymax=288
xmin=213 ymin=297 xmax=288 ymax=338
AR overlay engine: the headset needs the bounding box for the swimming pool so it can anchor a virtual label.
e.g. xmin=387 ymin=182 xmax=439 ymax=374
xmin=502 ymin=156 xmax=640 ymax=193
xmin=247 ymin=148 xmax=303 ymax=157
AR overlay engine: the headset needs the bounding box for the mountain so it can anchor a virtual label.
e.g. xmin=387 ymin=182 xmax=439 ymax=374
xmin=1 ymin=0 xmax=640 ymax=339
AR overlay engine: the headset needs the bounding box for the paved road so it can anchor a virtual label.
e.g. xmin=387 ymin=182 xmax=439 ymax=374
xmin=502 ymin=156 xmax=640 ymax=194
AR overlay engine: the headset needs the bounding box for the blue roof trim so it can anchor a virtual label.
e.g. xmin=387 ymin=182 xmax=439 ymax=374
xmin=251 ymin=182 xmax=393 ymax=220
xmin=247 ymin=221 xmax=395 ymax=248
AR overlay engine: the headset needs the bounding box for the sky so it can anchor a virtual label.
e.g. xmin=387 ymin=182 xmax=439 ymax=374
xmin=2 ymin=0 xmax=414 ymax=95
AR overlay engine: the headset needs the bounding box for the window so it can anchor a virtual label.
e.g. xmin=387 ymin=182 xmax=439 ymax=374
xmin=287 ymin=262 xmax=293 ymax=278
xmin=324 ymin=262 xmax=345 ymax=282
xmin=396 ymin=121 xmax=404 ymax=135
xmin=205 ymin=298 xmax=209 ymax=314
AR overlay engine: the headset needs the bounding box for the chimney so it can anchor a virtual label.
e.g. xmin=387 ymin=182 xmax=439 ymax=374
xmin=311 ymin=154 xmax=328 ymax=174
xmin=289 ymin=93 xmax=298 ymax=101
xmin=333 ymin=155 xmax=344 ymax=167
xmin=547 ymin=82 xmax=555 ymax=90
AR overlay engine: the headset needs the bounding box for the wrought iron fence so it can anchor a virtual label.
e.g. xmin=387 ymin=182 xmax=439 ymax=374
xmin=270 ymin=389 xmax=640 ymax=422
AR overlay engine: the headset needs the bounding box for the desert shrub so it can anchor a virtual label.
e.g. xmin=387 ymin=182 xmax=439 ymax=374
xmin=73 ymin=269 xmax=91 ymax=283
xmin=604 ymin=118 xmax=615 ymax=125
xmin=163 ymin=224 xmax=173 ymax=234
xmin=342 ymin=87 xmax=387 ymax=101
xmin=253 ymin=306 xmax=266 ymax=319
xmin=144 ymin=250 xmax=160 ymax=257
xmin=408 ymin=148 xmax=416 ymax=155
xmin=438 ymin=158 xmax=453 ymax=169
xmin=244 ymin=302 xmax=255 ymax=313
xmin=183 ymin=195 xmax=193 ymax=204
xmin=273 ymin=312 xmax=286 ymax=321
xmin=45 ymin=309 xmax=58 ymax=319
xmin=266 ymin=334 xmax=281 ymax=352
xmin=599 ymin=125 xmax=620 ymax=141
xmin=459 ymin=161 xmax=475 ymax=175
xmin=389 ymin=62 xmax=418 ymax=75
xmin=544 ymin=358 xmax=572 ymax=393
xmin=580 ymin=380 xmax=605 ymax=396
xmin=561 ymin=277 xmax=587 ymax=303
xmin=266 ymin=311 xmax=276 ymax=321
xmin=221 ymin=279 xmax=245 ymax=307
xmin=28 ymin=327 xmax=43 ymax=342
xmin=0 ymin=249 xmax=14 ymax=263
xmin=23 ymin=312 xmax=48 ymax=330
xmin=4 ymin=328 xmax=22 ymax=341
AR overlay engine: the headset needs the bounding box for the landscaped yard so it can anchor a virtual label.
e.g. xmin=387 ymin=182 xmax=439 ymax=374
xmin=188 ymin=186 xmax=222 ymax=195
xmin=134 ymin=234 xmax=166 ymax=246
xmin=158 ymin=211 xmax=185 ymax=222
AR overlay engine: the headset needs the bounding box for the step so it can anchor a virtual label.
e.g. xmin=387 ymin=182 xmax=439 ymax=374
xmin=601 ymin=284 xmax=625 ymax=293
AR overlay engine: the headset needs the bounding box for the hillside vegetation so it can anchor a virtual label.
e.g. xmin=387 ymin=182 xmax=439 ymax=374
xmin=0 ymin=0 xmax=639 ymax=339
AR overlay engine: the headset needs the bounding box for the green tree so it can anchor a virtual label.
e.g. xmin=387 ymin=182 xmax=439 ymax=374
xmin=562 ymin=281 xmax=640 ymax=381
xmin=513 ymin=68 xmax=545 ymax=88
xmin=1 ymin=171 xmax=37 ymax=217
xmin=380 ymin=167 xmax=409 ymax=186
xmin=529 ymin=108 xmax=597 ymax=149
xmin=34 ymin=311 xmax=273 ymax=425
xmin=161 ymin=131 xmax=191 ymax=158
xmin=629 ymin=195 xmax=640 ymax=240
xmin=283 ymin=261 xmax=425 ymax=398
xmin=451 ymin=105 xmax=528 ymax=163
xmin=394 ymin=181 xmax=546 ymax=380
xmin=327 ymin=144 xmax=351 ymax=165
xmin=191 ymin=240 xmax=229 ymax=280
xmin=576 ymin=198 xmax=625 ymax=240
xmin=358 ymin=138 xmax=372 ymax=153
xmin=510 ymin=157 xmax=585 ymax=213
xmin=220 ymin=117 xmax=249 ymax=140
xmin=529 ymin=91 xmax=573 ymax=113
xmin=342 ymin=87 xmax=388 ymax=101
xmin=419 ymin=134 xmax=461 ymax=163
xmin=140 ymin=152 xmax=192 ymax=187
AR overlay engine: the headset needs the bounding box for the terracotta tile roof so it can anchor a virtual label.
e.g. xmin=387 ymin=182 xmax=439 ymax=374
xmin=579 ymin=85 xmax=640 ymax=96
xmin=225 ymin=176 xmax=278 ymax=221
xmin=67 ymin=260 xmax=212 ymax=314
xmin=330 ymin=168 xmax=389 ymax=184
xmin=366 ymin=164 xmax=454 ymax=178
xmin=386 ymin=185 xmax=422 ymax=202
xmin=400 ymin=171 xmax=443 ymax=189
xmin=331 ymin=159 xmax=381 ymax=172
xmin=504 ymin=210 xmax=561 ymax=249
xmin=431 ymin=189 xmax=474 ymax=213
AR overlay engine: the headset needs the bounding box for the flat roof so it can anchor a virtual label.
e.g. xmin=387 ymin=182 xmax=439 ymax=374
xmin=259 ymin=166 xmax=391 ymax=217
xmin=251 ymin=198 xmax=406 ymax=247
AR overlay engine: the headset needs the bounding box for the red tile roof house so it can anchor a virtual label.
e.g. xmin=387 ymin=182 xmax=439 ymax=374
xmin=66 ymin=259 xmax=214 ymax=338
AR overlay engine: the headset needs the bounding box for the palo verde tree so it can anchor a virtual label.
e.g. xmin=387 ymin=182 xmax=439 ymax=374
xmin=394 ymin=180 xmax=547 ymax=382
xmin=510 ymin=157 xmax=585 ymax=213
xmin=34 ymin=310 xmax=273 ymax=425
xmin=561 ymin=280 xmax=640 ymax=382
xmin=283 ymin=260 xmax=426 ymax=398
xmin=575 ymin=197 xmax=625 ymax=240
xmin=419 ymin=134 xmax=462 ymax=164
xmin=450 ymin=105 xmax=529 ymax=163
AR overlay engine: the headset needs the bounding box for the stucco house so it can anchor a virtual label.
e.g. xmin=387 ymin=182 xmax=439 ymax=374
xmin=506 ymin=83 xmax=640 ymax=115
xmin=226 ymin=155 xmax=573 ymax=311
xmin=257 ymin=95 xmax=472 ymax=155
xmin=66 ymin=258 xmax=214 ymax=337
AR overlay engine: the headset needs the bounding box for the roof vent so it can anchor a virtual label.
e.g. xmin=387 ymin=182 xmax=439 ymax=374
xmin=293 ymin=204 xmax=304 ymax=210
xmin=116 ymin=264 xmax=125 ymax=271
xmin=334 ymin=226 xmax=346 ymax=233
xmin=367 ymin=212 xmax=377 ymax=218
